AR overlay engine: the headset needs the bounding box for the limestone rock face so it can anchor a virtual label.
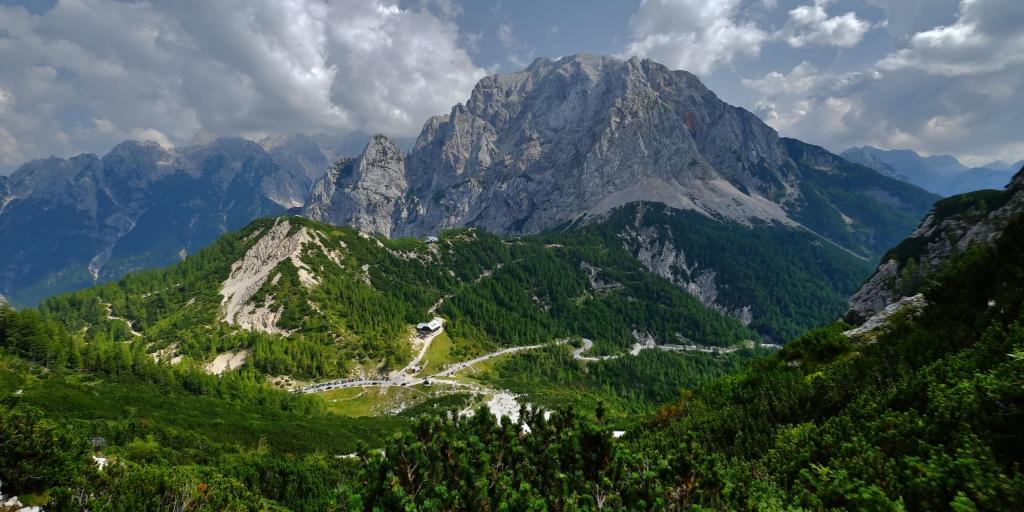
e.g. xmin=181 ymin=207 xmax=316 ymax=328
xmin=397 ymin=54 xmax=797 ymax=236
xmin=847 ymin=169 xmax=1024 ymax=321
xmin=259 ymin=133 xmax=331 ymax=208
xmin=304 ymin=54 xmax=933 ymax=262
xmin=303 ymin=135 xmax=408 ymax=237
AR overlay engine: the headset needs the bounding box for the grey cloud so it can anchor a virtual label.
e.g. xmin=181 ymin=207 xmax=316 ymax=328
xmin=0 ymin=0 xmax=484 ymax=169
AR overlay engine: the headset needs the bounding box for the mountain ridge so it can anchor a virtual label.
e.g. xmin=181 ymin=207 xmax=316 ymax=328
xmin=306 ymin=54 xmax=936 ymax=261
xmin=0 ymin=134 xmax=344 ymax=305
xmin=847 ymin=167 xmax=1024 ymax=321
xmin=3 ymin=54 xmax=937 ymax=308
xmin=842 ymin=145 xmax=1019 ymax=196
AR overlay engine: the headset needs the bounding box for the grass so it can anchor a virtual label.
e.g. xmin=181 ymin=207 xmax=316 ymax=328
xmin=321 ymin=382 xmax=468 ymax=417
xmin=420 ymin=331 xmax=455 ymax=375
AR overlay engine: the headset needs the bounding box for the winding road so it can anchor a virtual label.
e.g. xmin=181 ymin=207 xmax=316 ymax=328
xmin=300 ymin=330 xmax=777 ymax=394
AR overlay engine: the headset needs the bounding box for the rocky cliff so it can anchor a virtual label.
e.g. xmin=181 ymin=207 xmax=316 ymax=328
xmin=847 ymin=168 xmax=1024 ymax=321
xmin=305 ymin=54 xmax=935 ymax=260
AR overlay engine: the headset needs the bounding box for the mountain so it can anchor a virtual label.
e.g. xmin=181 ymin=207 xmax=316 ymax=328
xmin=842 ymin=145 xmax=1018 ymax=195
xmin=0 ymin=135 xmax=341 ymax=306
xmin=257 ymin=133 xmax=332 ymax=208
xmin=847 ymin=167 xmax=1024 ymax=321
xmin=981 ymin=159 xmax=1024 ymax=172
xmin=5 ymin=156 xmax=1024 ymax=511
xmin=1 ymin=55 xmax=935 ymax=309
xmin=306 ymin=54 xmax=937 ymax=260
xmin=303 ymin=135 xmax=408 ymax=238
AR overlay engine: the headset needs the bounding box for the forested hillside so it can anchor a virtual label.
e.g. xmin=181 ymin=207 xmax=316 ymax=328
xmin=344 ymin=210 xmax=1024 ymax=510
xmin=38 ymin=215 xmax=758 ymax=383
xmin=573 ymin=202 xmax=873 ymax=341
xmin=5 ymin=195 xmax=1023 ymax=509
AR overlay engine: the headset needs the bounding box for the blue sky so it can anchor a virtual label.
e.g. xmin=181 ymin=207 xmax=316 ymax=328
xmin=0 ymin=0 xmax=1021 ymax=172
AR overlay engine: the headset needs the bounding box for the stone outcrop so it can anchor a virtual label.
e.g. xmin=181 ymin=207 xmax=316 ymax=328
xmin=220 ymin=219 xmax=333 ymax=335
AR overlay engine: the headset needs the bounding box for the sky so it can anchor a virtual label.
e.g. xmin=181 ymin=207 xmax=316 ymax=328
xmin=0 ymin=0 xmax=1021 ymax=173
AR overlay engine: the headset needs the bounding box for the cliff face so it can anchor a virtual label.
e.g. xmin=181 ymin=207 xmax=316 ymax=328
xmin=847 ymin=168 xmax=1024 ymax=322
xmin=398 ymin=54 xmax=797 ymax=237
xmin=304 ymin=54 xmax=935 ymax=262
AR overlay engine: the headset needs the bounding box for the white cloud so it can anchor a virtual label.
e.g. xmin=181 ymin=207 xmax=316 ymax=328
xmin=865 ymin=0 xmax=961 ymax=36
xmin=624 ymin=0 xmax=768 ymax=75
xmin=742 ymin=0 xmax=1024 ymax=168
xmin=783 ymin=0 xmax=873 ymax=48
xmin=91 ymin=118 xmax=115 ymax=134
xmin=0 ymin=0 xmax=485 ymax=168
xmin=0 ymin=88 xmax=11 ymax=113
xmin=742 ymin=62 xmax=864 ymax=137
xmin=497 ymin=23 xmax=516 ymax=49
xmin=495 ymin=21 xmax=535 ymax=68
xmin=878 ymin=0 xmax=1024 ymax=76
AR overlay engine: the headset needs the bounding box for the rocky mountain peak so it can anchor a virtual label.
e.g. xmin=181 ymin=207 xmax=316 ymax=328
xmin=391 ymin=52 xmax=806 ymax=237
xmin=302 ymin=53 xmax=933 ymax=260
xmin=302 ymin=134 xmax=407 ymax=237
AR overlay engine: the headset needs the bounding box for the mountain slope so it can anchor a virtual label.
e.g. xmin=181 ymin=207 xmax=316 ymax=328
xmin=4 ymin=170 xmax=1021 ymax=512
xmin=306 ymin=54 xmax=937 ymax=260
xmin=0 ymin=135 xmax=335 ymax=306
xmin=570 ymin=202 xmax=872 ymax=342
xmin=340 ymin=152 xmax=1024 ymax=511
xmin=848 ymin=167 xmax=1024 ymax=320
xmin=40 ymin=216 xmax=759 ymax=382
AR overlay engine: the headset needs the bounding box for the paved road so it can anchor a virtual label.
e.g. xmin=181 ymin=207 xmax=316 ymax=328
xmin=301 ymin=334 xmax=779 ymax=394
xmin=432 ymin=343 xmax=548 ymax=377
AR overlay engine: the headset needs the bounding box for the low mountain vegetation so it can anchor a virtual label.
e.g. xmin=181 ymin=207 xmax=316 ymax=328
xmin=4 ymin=210 xmax=1022 ymax=509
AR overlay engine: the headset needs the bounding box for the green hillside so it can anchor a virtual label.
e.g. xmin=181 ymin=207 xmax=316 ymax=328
xmin=7 ymin=205 xmax=1022 ymax=510
xmin=38 ymin=215 xmax=758 ymax=381
xmin=572 ymin=203 xmax=874 ymax=342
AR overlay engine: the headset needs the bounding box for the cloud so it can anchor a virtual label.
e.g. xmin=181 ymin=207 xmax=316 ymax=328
xmin=741 ymin=62 xmax=864 ymax=138
xmin=624 ymin=0 xmax=768 ymax=75
xmin=497 ymin=23 xmax=517 ymax=49
xmin=877 ymin=0 xmax=1024 ymax=76
xmin=782 ymin=0 xmax=873 ymax=48
xmin=865 ymin=0 xmax=962 ymax=36
xmin=495 ymin=21 xmax=535 ymax=68
xmin=0 ymin=0 xmax=485 ymax=169
xmin=742 ymin=0 xmax=1024 ymax=166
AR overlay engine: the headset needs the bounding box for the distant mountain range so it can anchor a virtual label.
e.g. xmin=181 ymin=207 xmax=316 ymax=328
xmin=0 ymin=135 xmax=333 ymax=306
xmin=1 ymin=54 xmax=938 ymax=309
xmin=842 ymin=146 xmax=1021 ymax=196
